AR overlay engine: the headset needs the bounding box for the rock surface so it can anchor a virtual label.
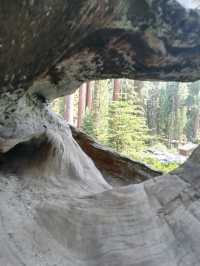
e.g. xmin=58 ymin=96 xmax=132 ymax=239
xmin=1 ymin=1 xmax=200 ymax=266
xmin=1 ymin=126 xmax=200 ymax=266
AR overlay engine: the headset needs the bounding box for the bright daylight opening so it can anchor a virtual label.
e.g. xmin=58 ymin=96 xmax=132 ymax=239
xmin=52 ymin=80 xmax=200 ymax=173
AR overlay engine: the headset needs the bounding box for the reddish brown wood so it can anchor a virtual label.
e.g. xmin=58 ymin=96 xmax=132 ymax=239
xmin=70 ymin=125 xmax=162 ymax=186
xmin=113 ymin=79 xmax=121 ymax=101
xmin=86 ymin=81 xmax=93 ymax=111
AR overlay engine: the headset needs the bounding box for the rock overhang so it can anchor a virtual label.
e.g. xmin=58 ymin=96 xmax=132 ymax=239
xmin=1 ymin=0 xmax=200 ymax=151
xmin=0 ymin=1 xmax=200 ymax=97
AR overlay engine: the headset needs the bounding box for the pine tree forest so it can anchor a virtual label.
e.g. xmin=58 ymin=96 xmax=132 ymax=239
xmin=52 ymin=79 xmax=200 ymax=172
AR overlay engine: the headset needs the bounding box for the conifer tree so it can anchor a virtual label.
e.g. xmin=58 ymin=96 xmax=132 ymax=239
xmin=107 ymin=99 xmax=150 ymax=159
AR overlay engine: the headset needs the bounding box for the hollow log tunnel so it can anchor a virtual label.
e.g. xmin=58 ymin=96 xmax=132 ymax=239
xmin=1 ymin=1 xmax=200 ymax=265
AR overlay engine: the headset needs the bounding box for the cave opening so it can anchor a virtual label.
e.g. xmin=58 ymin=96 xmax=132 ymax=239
xmin=51 ymin=79 xmax=200 ymax=175
xmin=0 ymin=134 xmax=53 ymax=177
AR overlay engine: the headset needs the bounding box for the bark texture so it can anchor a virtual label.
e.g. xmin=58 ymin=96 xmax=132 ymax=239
xmin=1 ymin=1 xmax=200 ymax=266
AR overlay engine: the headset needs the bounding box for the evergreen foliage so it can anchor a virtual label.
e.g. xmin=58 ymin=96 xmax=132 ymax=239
xmin=51 ymin=79 xmax=200 ymax=172
xmin=107 ymin=100 xmax=150 ymax=160
xmin=92 ymin=80 xmax=110 ymax=144
xmin=185 ymin=81 xmax=200 ymax=141
xmin=82 ymin=109 xmax=95 ymax=136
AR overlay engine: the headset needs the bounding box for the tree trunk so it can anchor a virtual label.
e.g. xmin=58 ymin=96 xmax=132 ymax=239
xmin=146 ymin=82 xmax=160 ymax=135
xmin=194 ymin=108 xmax=200 ymax=141
xmin=64 ymin=94 xmax=74 ymax=125
xmin=134 ymin=80 xmax=143 ymax=96
xmin=70 ymin=125 xmax=162 ymax=186
xmin=92 ymin=80 xmax=110 ymax=142
xmin=86 ymin=81 xmax=93 ymax=111
xmin=77 ymin=83 xmax=87 ymax=128
xmin=113 ymin=79 xmax=121 ymax=101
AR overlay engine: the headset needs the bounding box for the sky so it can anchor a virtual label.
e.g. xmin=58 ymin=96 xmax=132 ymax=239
xmin=176 ymin=0 xmax=200 ymax=9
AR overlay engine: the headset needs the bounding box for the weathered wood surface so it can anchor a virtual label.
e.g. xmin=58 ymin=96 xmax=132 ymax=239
xmin=0 ymin=125 xmax=200 ymax=266
xmin=71 ymin=125 xmax=162 ymax=186
xmin=0 ymin=1 xmax=200 ymax=265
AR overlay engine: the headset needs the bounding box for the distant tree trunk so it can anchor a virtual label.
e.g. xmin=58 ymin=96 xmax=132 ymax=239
xmin=194 ymin=109 xmax=200 ymax=140
xmin=93 ymin=80 xmax=109 ymax=143
xmin=64 ymin=94 xmax=74 ymax=125
xmin=113 ymin=79 xmax=121 ymax=101
xmin=93 ymin=81 xmax=101 ymax=125
xmin=77 ymin=83 xmax=87 ymax=128
xmin=86 ymin=81 xmax=93 ymax=111
xmin=146 ymin=82 xmax=160 ymax=135
xmin=134 ymin=80 xmax=143 ymax=97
